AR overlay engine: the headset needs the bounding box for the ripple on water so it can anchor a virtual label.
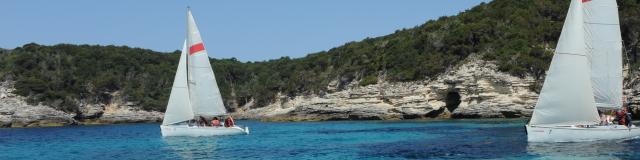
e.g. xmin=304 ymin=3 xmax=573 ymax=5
xmin=1 ymin=119 xmax=639 ymax=160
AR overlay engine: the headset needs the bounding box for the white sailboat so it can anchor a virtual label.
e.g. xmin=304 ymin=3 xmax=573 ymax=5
xmin=526 ymin=0 xmax=640 ymax=142
xmin=161 ymin=8 xmax=249 ymax=137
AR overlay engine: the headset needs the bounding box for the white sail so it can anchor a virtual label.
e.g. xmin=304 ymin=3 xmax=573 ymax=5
xmin=186 ymin=9 xmax=227 ymax=116
xmin=529 ymin=0 xmax=600 ymax=125
xmin=162 ymin=41 xmax=194 ymax=125
xmin=583 ymin=0 xmax=623 ymax=108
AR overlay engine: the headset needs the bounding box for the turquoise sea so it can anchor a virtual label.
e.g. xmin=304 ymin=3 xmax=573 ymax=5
xmin=1 ymin=119 xmax=639 ymax=160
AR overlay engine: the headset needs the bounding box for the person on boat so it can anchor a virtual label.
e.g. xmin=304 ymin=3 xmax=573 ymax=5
xmin=211 ymin=117 xmax=221 ymax=127
xmin=599 ymin=110 xmax=606 ymax=125
xmin=610 ymin=110 xmax=617 ymax=125
xmin=224 ymin=116 xmax=235 ymax=127
xmin=608 ymin=110 xmax=616 ymax=125
xmin=625 ymin=106 xmax=633 ymax=127
xmin=600 ymin=110 xmax=614 ymax=125
xmin=616 ymin=109 xmax=627 ymax=126
xmin=198 ymin=116 xmax=207 ymax=127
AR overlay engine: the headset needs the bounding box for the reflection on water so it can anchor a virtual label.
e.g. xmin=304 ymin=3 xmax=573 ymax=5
xmin=162 ymin=137 xmax=220 ymax=160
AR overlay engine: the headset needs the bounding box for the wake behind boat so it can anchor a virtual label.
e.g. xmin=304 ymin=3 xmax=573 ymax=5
xmin=161 ymin=8 xmax=249 ymax=137
xmin=526 ymin=0 xmax=640 ymax=142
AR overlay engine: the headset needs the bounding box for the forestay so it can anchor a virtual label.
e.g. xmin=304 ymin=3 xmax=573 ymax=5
xmin=584 ymin=0 xmax=623 ymax=109
xmin=529 ymin=0 xmax=600 ymax=125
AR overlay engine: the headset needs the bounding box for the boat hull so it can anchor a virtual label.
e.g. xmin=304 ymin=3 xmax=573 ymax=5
xmin=526 ymin=124 xmax=640 ymax=142
xmin=161 ymin=125 xmax=249 ymax=137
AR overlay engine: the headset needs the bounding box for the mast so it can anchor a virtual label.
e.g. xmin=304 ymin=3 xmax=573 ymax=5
xmin=185 ymin=7 xmax=193 ymax=117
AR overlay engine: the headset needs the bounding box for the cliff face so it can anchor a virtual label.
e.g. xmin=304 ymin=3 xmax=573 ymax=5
xmin=77 ymin=91 xmax=164 ymax=125
xmin=0 ymin=81 xmax=162 ymax=127
xmin=0 ymin=82 xmax=75 ymax=127
xmin=624 ymin=71 xmax=640 ymax=118
xmin=233 ymin=56 xmax=538 ymax=121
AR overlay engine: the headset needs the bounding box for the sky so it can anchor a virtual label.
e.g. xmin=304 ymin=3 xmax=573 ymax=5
xmin=0 ymin=0 xmax=491 ymax=62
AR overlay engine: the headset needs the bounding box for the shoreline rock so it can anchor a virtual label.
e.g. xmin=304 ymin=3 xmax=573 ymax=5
xmin=0 ymin=82 xmax=77 ymax=128
xmin=0 ymin=81 xmax=163 ymax=128
xmin=233 ymin=57 xmax=538 ymax=121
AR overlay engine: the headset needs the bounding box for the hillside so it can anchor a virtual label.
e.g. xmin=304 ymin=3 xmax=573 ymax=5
xmin=1 ymin=0 xmax=640 ymax=121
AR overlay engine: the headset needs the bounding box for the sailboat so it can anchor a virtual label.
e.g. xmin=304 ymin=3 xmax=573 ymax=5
xmin=526 ymin=0 xmax=640 ymax=142
xmin=161 ymin=8 xmax=249 ymax=137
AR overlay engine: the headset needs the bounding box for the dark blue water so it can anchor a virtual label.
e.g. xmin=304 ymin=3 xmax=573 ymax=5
xmin=1 ymin=119 xmax=639 ymax=159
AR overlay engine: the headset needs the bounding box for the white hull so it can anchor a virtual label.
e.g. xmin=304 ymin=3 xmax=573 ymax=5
xmin=526 ymin=124 xmax=640 ymax=142
xmin=161 ymin=125 xmax=249 ymax=137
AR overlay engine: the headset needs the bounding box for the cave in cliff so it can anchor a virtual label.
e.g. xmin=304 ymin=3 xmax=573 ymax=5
xmin=445 ymin=92 xmax=461 ymax=112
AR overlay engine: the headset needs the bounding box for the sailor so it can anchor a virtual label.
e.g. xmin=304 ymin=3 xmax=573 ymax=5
xmin=616 ymin=109 xmax=627 ymax=126
xmin=601 ymin=109 xmax=614 ymax=125
xmin=624 ymin=97 xmax=633 ymax=127
xmin=599 ymin=110 xmax=605 ymax=125
xmin=224 ymin=116 xmax=235 ymax=127
xmin=625 ymin=107 xmax=633 ymax=127
xmin=608 ymin=110 xmax=615 ymax=125
xmin=198 ymin=116 xmax=207 ymax=126
xmin=211 ymin=117 xmax=221 ymax=127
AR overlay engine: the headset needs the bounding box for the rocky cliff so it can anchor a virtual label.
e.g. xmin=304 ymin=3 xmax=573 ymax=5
xmin=4 ymin=55 xmax=638 ymax=126
xmin=233 ymin=56 xmax=539 ymax=121
xmin=623 ymin=71 xmax=640 ymax=118
xmin=0 ymin=81 xmax=162 ymax=127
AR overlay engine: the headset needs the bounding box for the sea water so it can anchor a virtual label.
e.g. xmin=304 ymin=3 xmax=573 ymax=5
xmin=1 ymin=119 xmax=638 ymax=159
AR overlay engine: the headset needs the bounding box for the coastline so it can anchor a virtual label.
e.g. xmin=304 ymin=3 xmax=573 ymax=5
xmin=4 ymin=56 xmax=640 ymax=128
xmin=2 ymin=117 xmax=531 ymax=128
xmin=0 ymin=57 xmax=538 ymax=128
xmin=0 ymin=81 xmax=163 ymax=128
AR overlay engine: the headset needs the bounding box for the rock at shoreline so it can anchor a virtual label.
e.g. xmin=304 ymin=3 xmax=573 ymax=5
xmin=93 ymin=104 xmax=163 ymax=124
xmin=0 ymin=82 xmax=76 ymax=127
xmin=233 ymin=57 xmax=537 ymax=121
xmin=77 ymin=103 xmax=105 ymax=119
xmin=0 ymin=81 xmax=163 ymax=128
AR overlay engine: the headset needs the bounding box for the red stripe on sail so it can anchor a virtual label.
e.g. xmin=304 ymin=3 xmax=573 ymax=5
xmin=189 ymin=43 xmax=205 ymax=55
xmin=582 ymin=0 xmax=591 ymax=3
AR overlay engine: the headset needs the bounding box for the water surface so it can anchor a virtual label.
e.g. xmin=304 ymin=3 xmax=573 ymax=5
xmin=1 ymin=119 xmax=638 ymax=159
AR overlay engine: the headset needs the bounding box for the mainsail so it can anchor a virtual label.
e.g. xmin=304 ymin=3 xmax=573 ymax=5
xmin=584 ymin=0 xmax=623 ymax=108
xmin=162 ymin=42 xmax=193 ymax=125
xmin=529 ymin=0 xmax=600 ymax=125
xmin=186 ymin=9 xmax=227 ymax=116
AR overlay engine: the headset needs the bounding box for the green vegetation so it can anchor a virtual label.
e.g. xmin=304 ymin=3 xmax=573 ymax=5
xmin=0 ymin=44 xmax=179 ymax=112
xmin=359 ymin=75 xmax=378 ymax=86
xmin=1 ymin=0 xmax=639 ymax=113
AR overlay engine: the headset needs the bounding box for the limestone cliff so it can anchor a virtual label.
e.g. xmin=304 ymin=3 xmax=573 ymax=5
xmin=232 ymin=56 xmax=538 ymax=121
xmin=0 ymin=81 xmax=162 ymax=128
xmin=77 ymin=91 xmax=164 ymax=125
xmin=623 ymin=70 xmax=640 ymax=118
